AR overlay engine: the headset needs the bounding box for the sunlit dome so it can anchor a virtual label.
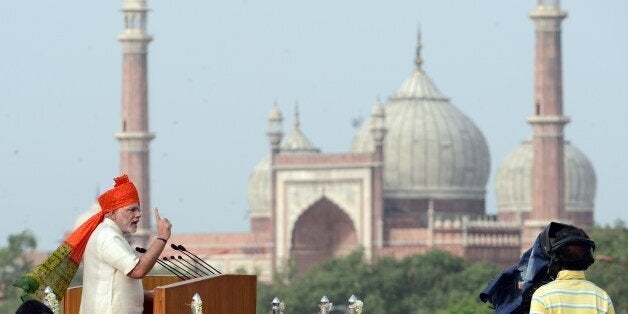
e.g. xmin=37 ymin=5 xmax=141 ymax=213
xmin=280 ymin=128 xmax=320 ymax=154
xmin=248 ymin=107 xmax=320 ymax=216
xmin=280 ymin=106 xmax=320 ymax=154
xmin=248 ymin=157 xmax=271 ymax=218
xmin=351 ymin=40 xmax=490 ymax=200
xmin=495 ymin=140 xmax=596 ymax=213
xmin=74 ymin=202 xmax=101 ymax=229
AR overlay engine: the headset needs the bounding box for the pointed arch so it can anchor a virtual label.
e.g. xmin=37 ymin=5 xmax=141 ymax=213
xmin=290 ymin=197 xmax=357 ymax=274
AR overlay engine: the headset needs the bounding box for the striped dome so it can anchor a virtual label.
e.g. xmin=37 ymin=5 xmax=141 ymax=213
xmin=247 ymin=157 xmax=271 ymax=217
xmin=351 ymin=66 xmax=490 ymax=200
xmin=248 ymin=112 xmax=320 ymax=217
xmin=495 ymin=140 xmax=596 ymax=213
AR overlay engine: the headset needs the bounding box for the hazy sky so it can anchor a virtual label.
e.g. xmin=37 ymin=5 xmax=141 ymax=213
xmin=1 ymin=1 xmax=626 ymax=251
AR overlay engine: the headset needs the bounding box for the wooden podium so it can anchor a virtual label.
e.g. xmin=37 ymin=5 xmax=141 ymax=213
xmin=62 ymin=274 xmax=257 ymax=314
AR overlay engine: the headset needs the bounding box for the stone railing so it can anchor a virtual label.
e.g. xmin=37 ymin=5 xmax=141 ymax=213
xmin=431 ymin=214 xmax=519 ymax=229
xmin=466 ymin=233 xmax=520 ymax=246
xmin=270 ymin=295 xmax=364 ymax=313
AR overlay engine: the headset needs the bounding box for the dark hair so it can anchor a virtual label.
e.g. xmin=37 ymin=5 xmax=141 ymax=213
xmin=15 ymin=300 xmax=53 ymax=314
xmin=553 ymin=226 xmax=595 ymax=271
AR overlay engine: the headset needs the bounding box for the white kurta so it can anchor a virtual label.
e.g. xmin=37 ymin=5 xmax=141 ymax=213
xmin=79 ymin=218 xmax=143 ymax=314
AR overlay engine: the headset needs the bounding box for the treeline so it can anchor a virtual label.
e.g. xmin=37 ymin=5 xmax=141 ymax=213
xmin=257 ymin=250 xmax=499 ymax=313
xmin=257 ymin=220 xmax=627 ymax=313
xmin=587 ymin=220 xmax=628 ymax=313
xmin=0 ymin=231 xmax=37 ymax=313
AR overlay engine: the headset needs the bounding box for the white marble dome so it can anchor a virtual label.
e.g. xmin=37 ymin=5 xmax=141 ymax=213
xmin=74 ymin=202 xmax=101 ymax=228
xmin=248 ymin=114 xmax=320 ymax=217
xmin=495 ymin=140 xmax=596 ymax=213
xmin=351 ymin=64 xmax=490 ymax=200
xmin=247 ymin=157 xmax=271 ymax=218
xmin=280 ymin=127 xmax=320 ymax=154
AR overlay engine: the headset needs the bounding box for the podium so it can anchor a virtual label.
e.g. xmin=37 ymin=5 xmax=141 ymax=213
xmin=62 ymin=274 xmax=257 ymax=314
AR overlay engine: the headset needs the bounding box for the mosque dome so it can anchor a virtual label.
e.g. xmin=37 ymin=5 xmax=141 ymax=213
xmin=495 ymin=140 xmax=596 ymax=213
xmin=248 ymin=157 xmax=271 ymax=217
xmin=248 ymin=106 xmax=320 ymax=216
xmin=74 ymin=202 xmax=101 ymax=229
xmin=280 ymin=106 xmax=320 ymax=154
xmin=280 ymin=127 xmax=320 ymax=154
xmin=351 ymin=40 xmax=490 ymax=200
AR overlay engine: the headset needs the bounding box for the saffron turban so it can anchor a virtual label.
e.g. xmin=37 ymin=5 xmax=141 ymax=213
xmin=15 ymin=175 xmax=139 ymax=301
xmin=98 ymin=174 xmax=140 ymax=213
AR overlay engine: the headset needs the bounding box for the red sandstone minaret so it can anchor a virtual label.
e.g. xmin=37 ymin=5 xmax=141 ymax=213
xmin=370 ymin=101 xmax=386 ymax=260
xmin=523 ymin=0 xmax=570 ymax=249
xmin=115 ymin=0 xmax=154 ymax=246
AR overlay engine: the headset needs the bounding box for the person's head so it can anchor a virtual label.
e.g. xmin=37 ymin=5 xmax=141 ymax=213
xmin=542 ymin=222 xmax=595 ymax=271
xmin=553 ymin=226 xmax=595 ymax=270
xmin=15 ymin=300 xmax=53 ymax=314
xmin=98 ymin=174 xmax=140 ymax=234
xmin=107 ymin=202 xmax=141 ymax=234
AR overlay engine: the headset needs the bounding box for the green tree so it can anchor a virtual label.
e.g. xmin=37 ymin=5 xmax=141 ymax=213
xmin=256 ymin=249 xmax=500 ymax=314
xmin=0 ymin=230 xmax=37 ymax=313
xmin=256 ymin=222 xmax=628 ymax=314
xmin=588 ymin=220 xmax=627 ymax=313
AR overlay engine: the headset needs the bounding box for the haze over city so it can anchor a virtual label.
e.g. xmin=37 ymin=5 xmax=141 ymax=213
xmin=1 ymin=0 xmax=626 ymax=251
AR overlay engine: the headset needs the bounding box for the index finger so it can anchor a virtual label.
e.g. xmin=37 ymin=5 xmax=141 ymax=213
xmin=154 ymin=207 xmax=161 ymax=221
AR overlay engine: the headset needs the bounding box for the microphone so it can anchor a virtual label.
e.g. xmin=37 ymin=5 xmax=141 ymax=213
xmin=170 ymin=244 xmax=214 ymax=275
xmin=135 ymin=247 xmax=187 ymax=280
xmin=169 ymin=256 xmax=202 ymax=278
xmin=177 ymin=255 xmax=209 ymax=277
xmin=162 ymin=257 xmax=195 ymax=279
xmin=173 ymin=244 xmax=221 ymax=274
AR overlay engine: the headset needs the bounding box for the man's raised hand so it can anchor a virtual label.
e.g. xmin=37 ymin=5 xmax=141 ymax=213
xmin=154 ymin=207 xmax=172 ymax=240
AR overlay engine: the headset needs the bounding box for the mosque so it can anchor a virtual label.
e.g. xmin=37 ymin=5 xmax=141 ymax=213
xmin=76 ymin=0 xmax=595 ymax=282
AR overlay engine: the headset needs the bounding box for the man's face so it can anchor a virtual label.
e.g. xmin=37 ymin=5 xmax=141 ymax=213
xmin=111 ymin=202 xmax=141 ymax=234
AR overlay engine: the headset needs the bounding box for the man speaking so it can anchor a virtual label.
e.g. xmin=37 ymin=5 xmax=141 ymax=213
xmin=79 ymin=174 xmax=172 ymax=313
xmin=14 ymin=174 xmax=172 ymax=314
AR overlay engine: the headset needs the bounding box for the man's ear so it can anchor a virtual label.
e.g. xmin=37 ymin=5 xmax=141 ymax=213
xmin=106 ymin=209 xmax=117 ymax=220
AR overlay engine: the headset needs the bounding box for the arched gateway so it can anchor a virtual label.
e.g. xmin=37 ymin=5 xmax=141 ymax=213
xmin=290 ymin=197 xmax=358 ymax=274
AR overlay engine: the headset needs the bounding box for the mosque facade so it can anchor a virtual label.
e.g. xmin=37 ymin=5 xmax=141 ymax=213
xmin=76 ymin=0 xmax=596 ymax=282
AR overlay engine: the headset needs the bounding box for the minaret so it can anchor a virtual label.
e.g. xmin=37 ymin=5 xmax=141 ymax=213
xmin=266 ymin=104 xmax=283 ymax=270
xmin=115 ymin=0 xmax=154 ymax=246
xmin=523 ymin=0 xmax=570 ymax=248
xmin=370 ymin=99 xmax=386 ymax=261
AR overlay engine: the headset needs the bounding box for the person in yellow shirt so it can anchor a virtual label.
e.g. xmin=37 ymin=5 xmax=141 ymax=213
xmin=530 ymin=224 xmax=614 ymax=314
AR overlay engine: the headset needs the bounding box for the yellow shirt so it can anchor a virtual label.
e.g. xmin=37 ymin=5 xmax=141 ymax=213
xmin=530 ymin=270 xmax=614 ymax=314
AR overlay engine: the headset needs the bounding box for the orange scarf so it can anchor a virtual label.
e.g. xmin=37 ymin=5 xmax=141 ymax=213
xmin=14 ymin=174 xmax=139 ymax=301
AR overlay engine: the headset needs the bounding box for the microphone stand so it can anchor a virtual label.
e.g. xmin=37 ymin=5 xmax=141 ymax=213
xmin=173 ymin=244 xmax=222 ymax=274
xmin=162 ymin=257 xmax=195 ymax=279
xmin=169 ymin=256 xmax=203 ymax=278
xmin=177 ymin=256 xmax=210 ymax=276
xmin=135 ymin=247 xmax=188 ymax=280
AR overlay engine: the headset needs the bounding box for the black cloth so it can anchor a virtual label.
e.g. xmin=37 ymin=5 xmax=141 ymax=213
xmin=479 ymin=235 xmax=551 ymax=313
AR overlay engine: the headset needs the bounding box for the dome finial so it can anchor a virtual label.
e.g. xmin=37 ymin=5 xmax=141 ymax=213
xmin=415 ymin=24 xmax=423 ymax=69
xmin=294 ymin=100 xmax=301 ymax=130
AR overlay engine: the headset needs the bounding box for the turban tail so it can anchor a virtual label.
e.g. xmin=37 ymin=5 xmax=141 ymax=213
xmin=14 ymin=175 xmax=139 ymax=301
